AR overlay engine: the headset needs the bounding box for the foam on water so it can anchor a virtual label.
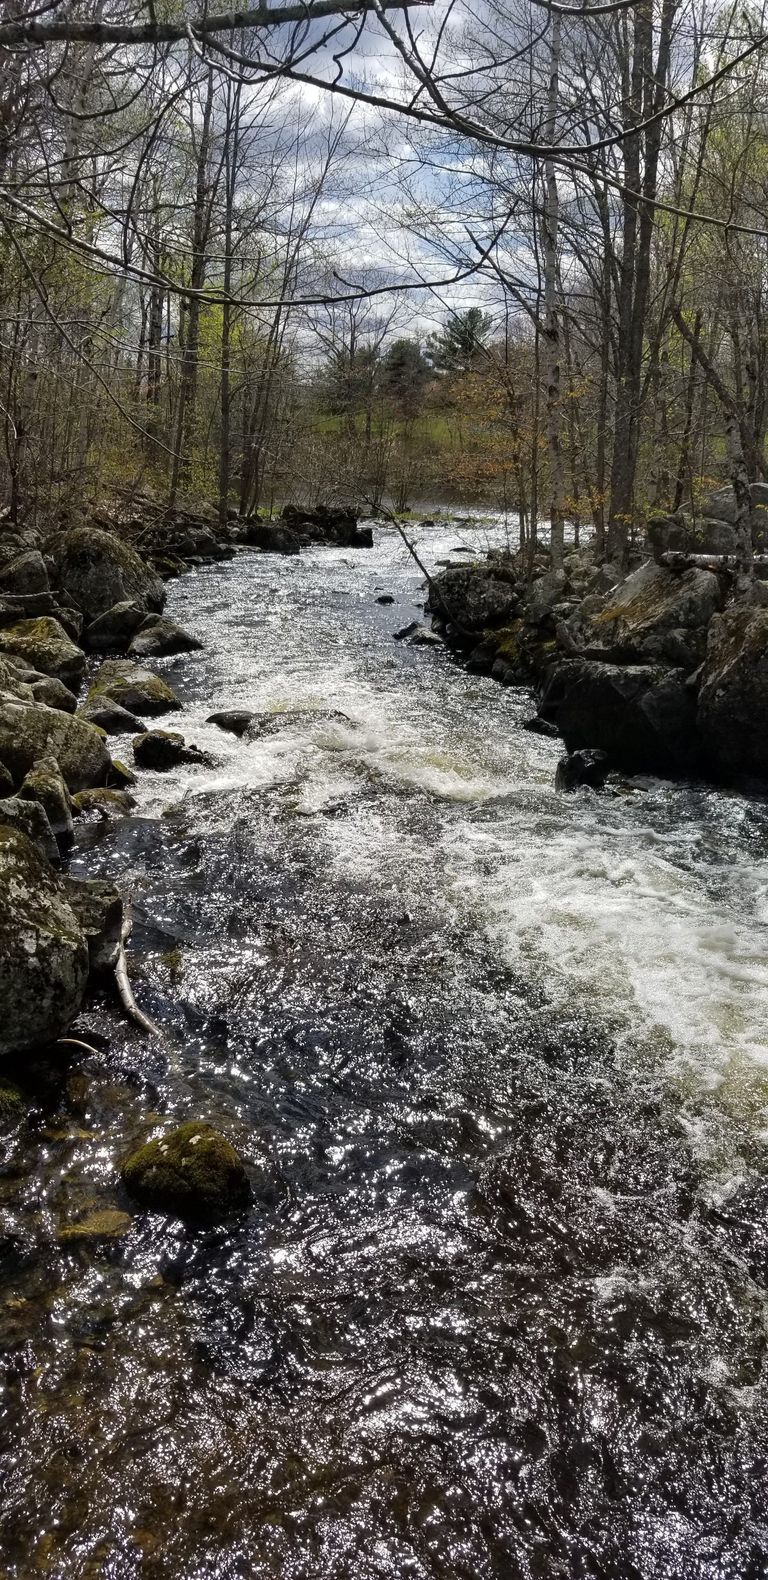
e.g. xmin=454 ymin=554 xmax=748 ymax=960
xmin=142 ymin=522 xmax=768 ymax=1149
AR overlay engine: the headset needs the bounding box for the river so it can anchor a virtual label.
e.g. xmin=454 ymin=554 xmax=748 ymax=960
xmin=1 ymin=519 xmax=768 ymax=1577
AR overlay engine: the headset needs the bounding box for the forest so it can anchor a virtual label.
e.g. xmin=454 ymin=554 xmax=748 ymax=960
xmin=3 ymin=0 xmax=768 ymax=560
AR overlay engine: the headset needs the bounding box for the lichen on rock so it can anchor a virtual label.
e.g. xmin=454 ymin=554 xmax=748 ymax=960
xmin=0 ymin=698 xmax=111 ymax=792
xmin=51 ymin=526 xmax=166 ymax=622
xmin=0 ymin=825 xmax=89 ymax=1056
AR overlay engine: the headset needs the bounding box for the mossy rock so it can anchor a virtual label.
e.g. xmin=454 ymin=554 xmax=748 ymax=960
xmin=121 ymin=1121 xmax=250 ymax=1223
xmin=0 ymin=825 xmax=88 ymax=1056
xmin=87 ymin=660 xmax=181 ymax=717
xmin=51 ymin=526 xmax=166 ymax=622
xmin=0 ymin=698 xmax=110 ymax=792
xmin=19 ymin=754 xmax=73 ymax=839
xmin=108 ymin=758 xmax=138 ymax=788
xmin=0 ymin=794 xmax=58 ymax=859
xmin=72 ymin=787 xmax=136 ymax=819
xmin=0 ymin=1078 xmax=25 ymax=1128
xmin=0 ymin=617 xmax=85 ymax=688
xmin=30 ymin=675 xmax=78 ymax=714
xmin=58 ymin=1208 xmax=132 ymax=1244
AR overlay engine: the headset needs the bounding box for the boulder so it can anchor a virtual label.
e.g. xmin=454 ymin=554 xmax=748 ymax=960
xmin=576 ymin=560 xmax=722 ymax=669
xmin=30 ymin=676 xmax=77 ymax=713
xmin=71 ymin=787 xmax=136 ymax=818
xmin=207 ymin=709 xmax=255 ymax=737
xmin=51 ymin=526 xmax=165 ymax=621
xmin=0 ymin=551 xmax=49 ymax=596
xmin=0 ymin=763 xmax=12 ymax=796
xmin=85 ymin=600 xmax=146 ymax=652
xmin=0 ymin=796 xmax=58 ymax=859
xmin=19 ymin=755 xmax=73 ymax=839
xmin=128 ymin=617 xmax=202 ymax=659
xmin=0 ymin=699 xmax=110 ymax=792
xmin=539 ymin=659 xmax=701 ymax=775
xmin=0 ymin=616 xmax=85 ymax=687
xmin=555 ymin=748 xmax=611 ymax=792
xmin=700 ymin=482 xmax=768 ymax=551
xmin=525 ymin=569 xmax=568 ymax=625
xmin=697 ymin=607 xmax=768 ymax=778
xmin=428 ymin=563 xmax=518 ymax=636
xmin=132 ymin=730 xmax=186 ymax=770
xmin=243 ymin=521 xmax=301 ymax=555
xmin=61 ymin=876 xmax=124 ymax=970
xmin=376 ymin=594 xmax=395 ymax=605
xmin=0 ymin=826 xmax=89 ymax=1056
xmin=121 ymin=1121 xmax=251 ymax=1222
xmin=78 ymin=695 xmax=144 ymax=734
xmin=86 ymin=660 xmax=182 ymax=717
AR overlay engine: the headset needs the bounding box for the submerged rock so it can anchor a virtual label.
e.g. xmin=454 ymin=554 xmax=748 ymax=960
xmin=0 ymin=826 xmax=88 ymax=1057
xmin=207 ymin=709 xmax=255 ymax=736
xmin=555 ymin=748 xmax=611 ymax=792
xmin=0 ymin=616 xmax=85 ymax=687
xmin=121 ymin=1121 xmax=250 ymax=1222
xmin=0 ymin=698 xmax=110 ymax=792
xmin=51 ymin=526 xmax=165 ymax=621
xmin=697 ymin=607 xmax=768 ymax=778
xmin=128 ymin=617 xmax=202 ymax=659
xmin=87 ymin=660 xmax=182 ymax=717
xmin=522 ymin=716 xmax=560 ymax=738
xmin=58 ymin=1208 xmax=132 ymax=1244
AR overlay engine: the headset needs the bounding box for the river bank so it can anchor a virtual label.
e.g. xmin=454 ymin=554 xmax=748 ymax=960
xmin=1 ymin=515 xmax=768 ymax=1575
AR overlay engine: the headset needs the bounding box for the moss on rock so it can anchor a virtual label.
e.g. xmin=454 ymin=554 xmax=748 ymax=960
xmin=121 ymin=1121 xmax=250 ymax=1222
xmin=0 ymin=1078 xmax=25 ymax=1127
xmin=19 ymin=755 xmax=73 ymax=838
xmin=71 ymin=787 xmax=136 ymax=818
xmin=51 ymin=526 xmax=166 ymax=621
xmin=58 ymin=1208 xmax=132 ymax=1243
xmin=0 ymin=698 xmax=110 ymax=792
xmin=0 ymin=617 xmax=85 ymax=688
xmin=87 ymin=659 xmax=181 ymax=717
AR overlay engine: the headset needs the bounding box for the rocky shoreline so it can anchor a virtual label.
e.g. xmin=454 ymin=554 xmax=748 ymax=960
xmin=0 ymin=499 xmax=370 ymax=1221
xmin=425 ymin=496 xmax=768 ymax=788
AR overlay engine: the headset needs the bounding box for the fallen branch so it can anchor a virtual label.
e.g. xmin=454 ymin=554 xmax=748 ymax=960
xmin=114 ymin=943 xmax=161 ymax=1037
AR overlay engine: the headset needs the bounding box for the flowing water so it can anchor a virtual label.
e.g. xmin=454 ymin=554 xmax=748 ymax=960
xmin=2 ymin=521 xmax=768 ymax=1578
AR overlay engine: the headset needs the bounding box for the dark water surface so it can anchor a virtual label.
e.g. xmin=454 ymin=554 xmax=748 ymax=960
xmin=2 ymin=523 xmax=768 ymax=1577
